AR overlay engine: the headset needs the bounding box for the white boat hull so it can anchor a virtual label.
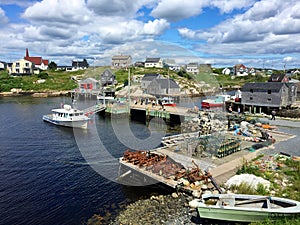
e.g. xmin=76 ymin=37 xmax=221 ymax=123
xmin=43 ymin=115 xmax=89 ymax=129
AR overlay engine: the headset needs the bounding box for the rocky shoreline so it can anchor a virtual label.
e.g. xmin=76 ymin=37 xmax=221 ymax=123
xmin=0 ymin=90 xmax=70 ymax=97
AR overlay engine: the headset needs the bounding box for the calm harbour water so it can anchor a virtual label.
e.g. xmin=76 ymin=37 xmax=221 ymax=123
xmin=0 ymin=96 xmax=175 ymax=225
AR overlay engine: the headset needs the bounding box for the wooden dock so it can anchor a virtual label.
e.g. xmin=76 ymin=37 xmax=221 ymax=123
xmin=82 ymin=103 xmax=106 ymax=115
xmin=118 ymin=129 xmax=295 ymax=188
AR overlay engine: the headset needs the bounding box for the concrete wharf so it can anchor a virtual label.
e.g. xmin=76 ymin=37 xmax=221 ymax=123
xmin=105 ymin=103 xmax=198 ymax=123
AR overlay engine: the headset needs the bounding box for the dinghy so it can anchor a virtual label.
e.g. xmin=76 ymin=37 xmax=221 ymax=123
xmin=189 ymin=193 xmax=300 ymax=222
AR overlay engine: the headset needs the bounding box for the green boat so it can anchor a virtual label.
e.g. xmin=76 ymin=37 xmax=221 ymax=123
xmin=189 ymin=193 xmax=300 ymax=222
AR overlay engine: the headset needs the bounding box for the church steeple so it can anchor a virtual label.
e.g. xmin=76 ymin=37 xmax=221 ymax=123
xmin=25 ymin=48 xmax=29 ymax=57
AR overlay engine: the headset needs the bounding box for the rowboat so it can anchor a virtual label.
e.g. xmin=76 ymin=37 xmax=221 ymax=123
xmin=189 ymin=193 xmax=300 ymax=222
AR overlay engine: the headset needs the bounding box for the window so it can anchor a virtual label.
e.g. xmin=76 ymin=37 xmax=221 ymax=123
xmin=268 ymin=98 xmax=272 ymax=101
xmin=25 ymin=63 xmax=29 ymax=67
xmin=16 ymin=62 xmax=20 ymax=67
xmin=250 ymin=89 xmax=253 ymax=93
xmin=268 ymin=90 xmax=271 ymax=94
xmin=250 ymin=97 xmax=253 ymax=100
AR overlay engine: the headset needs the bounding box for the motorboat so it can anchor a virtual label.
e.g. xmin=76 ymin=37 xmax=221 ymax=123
xmin=160 ymin=97 xmax=176 ymax=107
xmin=201 ymin=94 xmax=231 ymax=108
xmin=42 ymin=104 xmax=90 ymax=129
xmin=189 ymin=193 xmax=300 ymax=222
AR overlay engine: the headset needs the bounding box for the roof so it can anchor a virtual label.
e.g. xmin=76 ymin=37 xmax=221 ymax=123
xmin=186 ymin=63 xmax=198 ymax=68
xmin=145 ymin=58 xmax=161 ymax=63
xmin=80 ymin=77 xmax=99 ymax=83
xmin=24 ymin=48 xmax=49 ymax=66
xmin=112 ymin=55 xmax=131 ymax=60
xmin=241 ymin=82 xmax=287 ymax=91
xmin=141 ymin=74 xmax=159 ymax=81
xmin=154 ymin=78 xmax=180 ymax=89
xmin=101 ymin=69 xmax=115 ymax=77
xmin=268 ymin=74 xmax=287 ymax=82
xmin=24 ymin=56 xmax=44 ymax=65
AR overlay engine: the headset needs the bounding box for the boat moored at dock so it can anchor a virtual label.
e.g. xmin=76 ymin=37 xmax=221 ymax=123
xmin=201 ymin=94 xmax=231 ymax=108
xmin=42 ymin=104 xmax=90 ymax=129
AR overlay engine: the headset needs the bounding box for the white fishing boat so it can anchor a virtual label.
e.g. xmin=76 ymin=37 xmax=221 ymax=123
xmin=42 ymin=104 xmax=90 ymax=129
xmin=189 ymin=193 xmax=300 ymax=222
xmin=201 ymin=94 xmax=231 ymax=108
xmin=160 ymin=96 xmax=176 ymax=106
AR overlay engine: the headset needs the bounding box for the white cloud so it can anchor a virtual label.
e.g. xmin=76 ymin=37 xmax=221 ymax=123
xmin=0 ymin=7 xmax=8 ymax=24
xmin=22 ymin=0 xmax=92 ymax=25
xmin=0 ymin=0 xmax=39 ymax=7
xmin=178 ymin=0 xmax=300 ymax=43
xmin=210 ymin=0 xmax=255 ymax=14
xmin=143 ymin=19 xmax=170 ymax=35
xmin=283 ymin=56 xmax=294 ymax=63
xmin=151 ymin=0 xmax=209 ymax=22
xmin=87 ymin=0 xmax=154 ymax=18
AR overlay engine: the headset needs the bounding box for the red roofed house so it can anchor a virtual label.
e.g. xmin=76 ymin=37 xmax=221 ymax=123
xmin=24 ymin=48 xmax=49 ymax=71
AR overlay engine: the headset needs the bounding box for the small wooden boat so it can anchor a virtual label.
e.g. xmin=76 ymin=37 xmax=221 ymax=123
xmin=189 ymin=193 xmax=300 ymax=222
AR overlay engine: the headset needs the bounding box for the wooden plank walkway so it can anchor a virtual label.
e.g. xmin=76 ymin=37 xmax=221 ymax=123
xmin=82 ymin=104 xmax=106 ymax=115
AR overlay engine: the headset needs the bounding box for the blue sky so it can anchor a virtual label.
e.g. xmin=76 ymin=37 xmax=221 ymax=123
xmin=0 ymin=0 xmax=300 ymax=69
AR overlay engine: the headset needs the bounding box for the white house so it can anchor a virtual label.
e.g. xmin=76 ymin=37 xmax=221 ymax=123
xmin=222 ymin=68 xmax=231 ymax=75
xmin=186 ymin=63 xmax=199 ymax=75
xmin=164 ymin=59 xmax=181 ymax=71
xmin=8 ymin=59 xmax=34 ymax=75
xmin=145 ymin=58 xmax=163 ymax=68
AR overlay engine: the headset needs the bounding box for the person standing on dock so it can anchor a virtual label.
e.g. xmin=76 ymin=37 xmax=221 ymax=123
xmin=271 ymin=110 xmax=276 ymax=120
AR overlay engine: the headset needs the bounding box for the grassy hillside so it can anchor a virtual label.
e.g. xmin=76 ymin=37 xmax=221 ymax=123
xmin=0 ymin=70 xmax=79 ymax=92
xmin=0 ymin=66 xmax=270 ymax=93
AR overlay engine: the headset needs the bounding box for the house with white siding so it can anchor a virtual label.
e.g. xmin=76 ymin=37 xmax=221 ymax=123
xmin=186 ymin=63 xmax=199 ymax=75
xmin=8 ymin=59 xmax=34 ymax=76
xmin=145 ymin=58 xmax=163 ymax=68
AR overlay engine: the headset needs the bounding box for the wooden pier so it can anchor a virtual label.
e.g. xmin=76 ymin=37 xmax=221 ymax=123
xmin=118 ymin=129 xmax=295 ymax=189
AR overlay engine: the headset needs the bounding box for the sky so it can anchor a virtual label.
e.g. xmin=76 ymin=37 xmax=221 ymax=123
xmin=0 ymin=0 xmax=300 ymax=69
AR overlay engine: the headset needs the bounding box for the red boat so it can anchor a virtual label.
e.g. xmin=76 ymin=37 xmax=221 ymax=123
xmin=161 ymin=97 xmax=176 ymax=107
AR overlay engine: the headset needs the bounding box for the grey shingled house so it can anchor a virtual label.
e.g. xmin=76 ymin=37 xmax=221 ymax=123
xmin=141 ymin=74 xmax=160 ymax=90
xmin=147 ymin=78 xmax=180 ymax=96
xmin=241 ymin=82 xmax=297 ymax=110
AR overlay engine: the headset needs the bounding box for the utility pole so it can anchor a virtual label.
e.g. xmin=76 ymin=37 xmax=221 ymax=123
xmin=128 ymin=68 xmax=131 ymax=113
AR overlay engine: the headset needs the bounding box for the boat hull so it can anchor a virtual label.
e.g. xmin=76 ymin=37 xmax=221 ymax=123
xmin=201 ymin=102 xmax=223 ymax=108
xmin=42 ymin=115 xmax=89 ymax=129
xmin=163 ymin=103 xmax=177 ymax=107
xmin=197 ymin=205 xmax=296 ymax=222
xmin=194 ymin=194 xmax=300 ymax=222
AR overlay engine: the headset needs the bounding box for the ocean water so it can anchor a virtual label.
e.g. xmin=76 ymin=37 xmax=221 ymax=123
xmin=0 ymin=97 xmax=173 ymax=225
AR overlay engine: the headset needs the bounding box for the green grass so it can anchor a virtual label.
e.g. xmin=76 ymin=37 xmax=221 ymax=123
xmin=0 ymin=70 xmax=78 ymax=92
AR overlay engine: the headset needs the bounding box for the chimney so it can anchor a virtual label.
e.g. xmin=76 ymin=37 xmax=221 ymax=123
xmin=25 ymin=48 xmax=29 ymax=58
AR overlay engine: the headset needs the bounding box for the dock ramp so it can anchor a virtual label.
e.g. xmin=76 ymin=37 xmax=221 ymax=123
xmin=83 ymin=104 xmax=106 ymax=115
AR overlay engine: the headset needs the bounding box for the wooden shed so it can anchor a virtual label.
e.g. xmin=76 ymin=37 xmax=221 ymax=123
xmin=241 ymin=82 xmax=297 ymax=111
